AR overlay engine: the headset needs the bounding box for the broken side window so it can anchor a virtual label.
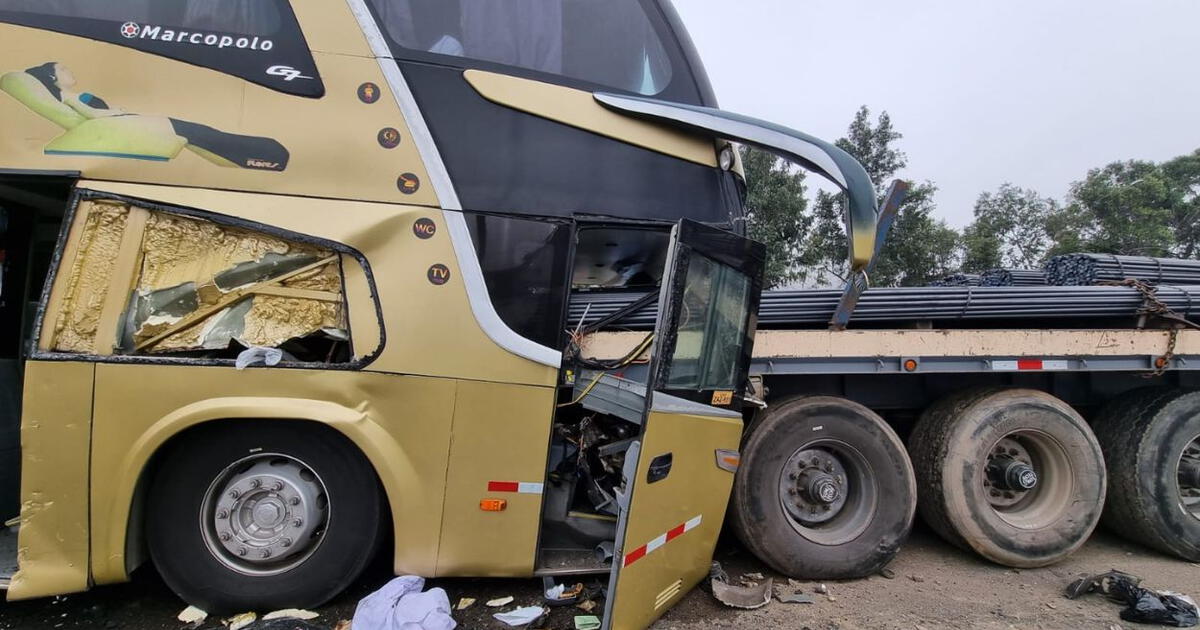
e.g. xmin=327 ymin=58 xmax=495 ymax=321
xmin=44 ymin=198 xmax=372 ymax=365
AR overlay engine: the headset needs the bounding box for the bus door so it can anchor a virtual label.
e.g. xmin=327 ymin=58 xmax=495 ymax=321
xmin=602 ymin=219 xmax=764 ymax=629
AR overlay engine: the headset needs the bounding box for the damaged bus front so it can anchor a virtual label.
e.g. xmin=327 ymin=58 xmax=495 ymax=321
xmin=0 ymin=0 xmax=873 ymax=627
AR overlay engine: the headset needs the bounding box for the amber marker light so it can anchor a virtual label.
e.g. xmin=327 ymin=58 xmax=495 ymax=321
xmin=480 ymin=498 xmax=507 ymax=512
xmin=904 ymin=359 xmax=919 ymax=372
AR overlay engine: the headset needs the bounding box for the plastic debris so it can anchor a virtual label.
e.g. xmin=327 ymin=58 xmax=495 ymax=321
xmin=1066 ymin=569 xmax=1199 ymax=627
xmin=574 ymin=616 xmax=601 ymax=630
xmin=177 ymin=606 xmax=208 ymax=624
xmin=263 ymin=609 xmax=319 ymax=621
xmin=576 ymin=600 xmax=597 ymax=613
xmin=486 ymin=596 xmax=515 ymax=608
xmin=493 ymin=606 xmax=547 ymax=627
xmin=225 ymin=612 xmax=257 ymax=630
xmin=236 ymin=346 xmax=283 ymax=370
xmin=743 ymin=573 xmax=764 ymax=581
xmin=455 ymin=598 xmax=476 ymax=611
xmin=544 ymin=580 xmax=584 ymax=606
xmin=351 ymin=576 xmax=456 ymax=630
xmin=814 ymin=583 xmax=828 ymax=595
xmin=712 ymin=578 xmax=773 ymax=609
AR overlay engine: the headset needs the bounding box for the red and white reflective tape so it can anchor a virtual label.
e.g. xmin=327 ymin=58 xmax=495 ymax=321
xmin=487 ymin=481 xmax=544 ymax=494
xmin=623 ymin=515 xmax=702 ymax=567
xmin=992 ymin=359 xmax=1068 ymax=371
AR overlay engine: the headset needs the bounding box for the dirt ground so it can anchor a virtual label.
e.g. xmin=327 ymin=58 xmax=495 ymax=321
xmin=0 ymin=525 xmax=1196 ymax=630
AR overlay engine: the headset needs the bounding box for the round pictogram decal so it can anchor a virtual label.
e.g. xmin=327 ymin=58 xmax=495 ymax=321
xmin=397 ymin=172 xmax=421 ymax=195
xmin=427 ymin=264 xmax=451 ymax=286
xmin=413 ymin=218 xmax=437 ymax=239
xmin=121 ymin=22 xmax=140 ymax=38
xmin=378 ymin=127 xmax=402 ymax=149
xmin=357 ymin=82 xmax=381 ymax=104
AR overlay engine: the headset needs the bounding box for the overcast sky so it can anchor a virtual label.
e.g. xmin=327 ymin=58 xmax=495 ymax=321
xmin=673 ymin=1 xmax=1200 ymax=227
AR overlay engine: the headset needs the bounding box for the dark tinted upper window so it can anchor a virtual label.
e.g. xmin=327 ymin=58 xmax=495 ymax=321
xmin=0 ymin=0 xmax=323 ymax=97
xmin=369 ymin=0 xmax=674 ymax=96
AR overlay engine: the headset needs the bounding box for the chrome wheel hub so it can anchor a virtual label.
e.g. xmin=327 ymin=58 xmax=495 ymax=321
xmin=201 ymin=454 xmax=329 ymax=576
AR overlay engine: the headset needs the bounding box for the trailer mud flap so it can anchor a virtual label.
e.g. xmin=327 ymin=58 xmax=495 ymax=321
xmin=601 ymin=397 xmax=742 ymax=629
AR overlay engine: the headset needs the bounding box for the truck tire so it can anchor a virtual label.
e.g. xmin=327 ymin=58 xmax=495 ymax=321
xmin=909 ymin=388 xmax=1105 ymax=567
xmin=731 ymin=396 xmax=916 ymax=578
xmin=146 ymin=421 xmax=384 ymax=613
xmin=1091 ymin=387 xmax=1200 ymax=561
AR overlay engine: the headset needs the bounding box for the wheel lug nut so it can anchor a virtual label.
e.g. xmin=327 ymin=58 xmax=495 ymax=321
xmin=260 ymin=549 xmax=271 ymax=559
xmin=788 ymin=472 xmax=798 ymax=480
xmin=823 ymin=463 xmax=834 ymax=473
xmin=272 ymin=481 xmax=284 ymax=492
xmin=219 ymin=531 xmax=231 ymax=541
xmin=292 ymin=518 xmax=303 ymax=527
xmin=281 ymin=537 xmax=293 ymax=548
xmin=217 ymin=509 xmax=229 ymax=519
xmin=787 ymin=488 xmax=796 ymax=495
xmin=289 ymin=497 xmax=300 ymax=506
xmin=229 ymin=489 xmax=240 ymax=499
xmin=249 ymin=479 xmax=261 ymax=489
xmin=810 ymin=457 xmax=820 ymax=467
xmin=237 ymin=546 xmax=248 ymax=556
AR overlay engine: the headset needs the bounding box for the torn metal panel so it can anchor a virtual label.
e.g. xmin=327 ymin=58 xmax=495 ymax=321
xmin=120 ymin=211 xmax=347 ymax=355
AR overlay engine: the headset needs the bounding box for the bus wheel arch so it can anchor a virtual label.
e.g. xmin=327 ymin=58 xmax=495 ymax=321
xmin=115 ymin=412 xmax=403 ymax=587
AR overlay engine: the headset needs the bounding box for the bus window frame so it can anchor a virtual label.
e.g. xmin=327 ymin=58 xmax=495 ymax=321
xmin=29 ymin=189 xmax=385 ymax=371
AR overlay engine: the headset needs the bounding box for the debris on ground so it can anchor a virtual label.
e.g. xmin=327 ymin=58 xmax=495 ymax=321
xmin=544 ymin=580 xmax=584 ymax=606
xmin=455 ymin=598 xmax=475 ymax=611
xmin=225 ymin=612 xmax=257 ymax=630
xmin=743 ymin=573 xmax=764 ymax=581
xmin=576 ymin=599 xmax=598 ymax=614
xmin=909 ymin=575 xmax=926 ymax=583
xmin=879 ymin=568 xmax=896 ymax=579
xmin=486 ymin=596 xmax=515 ymax=608
xmin=351 ymin=575 xmax=456 ymax=630
xmin=493 ymin=606 xmax=548 ymax=627
xmin=1065 ymin=569 xmax=1199 ymax=627
xmin=814 ymin=584 xmax=828 ymax=595
xmin=263 ymin=609 xmax=319 ymax=621
xmin=177 ymin=605 xmax=208 ymax=624
xmin=776 ymin=592 xmax=815 ymax=605
xmin=333 ymin=621 xmax=350 ymax=630
xmin=249 ymin=620 xmax=325 ymax=630
xmin=574 ymin=616 xmax=601 ymax=630
xmin=712 ymin=578 xmax=773 ymax=609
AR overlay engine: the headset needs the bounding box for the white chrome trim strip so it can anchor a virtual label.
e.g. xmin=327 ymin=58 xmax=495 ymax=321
xmin=344 ymin=0 xmax=561 ymax=367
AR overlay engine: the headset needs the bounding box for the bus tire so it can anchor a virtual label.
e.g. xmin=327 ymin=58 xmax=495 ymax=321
xmin=146 ymin=420 xmax=383 ymax=613
xmin=1092 ymin=387 xmax=1200 ymax=561
xmin=909 ymin=388 xmax=1105 ymax=567
xmin=732 ymin=396 xmax=916 ymax=578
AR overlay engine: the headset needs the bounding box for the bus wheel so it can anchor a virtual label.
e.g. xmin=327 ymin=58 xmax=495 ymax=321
xmin=909 ymin=388 xmax=1105 ymax=567
xmin=732 ymin=396 xmax=916 ymax=578
xmin=146 ymin=421 xmax=383 ymax=613
xmin=1092 ymin=387 xmax=1200 ymax=561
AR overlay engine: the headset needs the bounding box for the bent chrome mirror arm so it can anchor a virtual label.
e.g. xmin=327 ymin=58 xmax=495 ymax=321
xmin=594 ymin=92 xmax=879 ymax=271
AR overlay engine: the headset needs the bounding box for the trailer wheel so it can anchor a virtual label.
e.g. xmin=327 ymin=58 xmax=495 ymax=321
xmin=732 ymin=396 xmax=916 ymax=578
xmin=909 ymin=388 xmax=1105 ymax=567
xmin=1092 ymin=387 xmax=1200 ymax=561
xmin=146 ymin=421 xmax=384 ymax=614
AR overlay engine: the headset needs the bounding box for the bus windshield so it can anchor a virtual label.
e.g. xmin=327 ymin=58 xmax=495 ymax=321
xmin=368 ymin=0 xmax=674 ymax=96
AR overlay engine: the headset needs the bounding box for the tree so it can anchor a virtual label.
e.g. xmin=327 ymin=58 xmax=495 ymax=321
xmin=961 ymin=184 xmax=1057 ymax=272
xmin=800 ymin=106 xmax=960 ymax=286
xmin=1162 ymin=149 xmax=1200 ymax=258
xmin=1048 ymin=160 xmax=1175 ymax=257
xmin=740 ymin=146 xmax=810 ymax=288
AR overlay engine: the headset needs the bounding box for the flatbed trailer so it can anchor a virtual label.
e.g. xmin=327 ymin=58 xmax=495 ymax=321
xmin=584 ymin=324 xmax=1200 ymax=575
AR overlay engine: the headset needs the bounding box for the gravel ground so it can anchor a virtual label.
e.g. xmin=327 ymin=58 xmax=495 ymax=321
xmin=1 ymin=525 xmax=1196 ymax=630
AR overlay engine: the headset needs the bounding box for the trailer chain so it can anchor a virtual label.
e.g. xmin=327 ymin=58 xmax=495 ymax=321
xmin=1106 ymin=279 xmax=1200 ymax=376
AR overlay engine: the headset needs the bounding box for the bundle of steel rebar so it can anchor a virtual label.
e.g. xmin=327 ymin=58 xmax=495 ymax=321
xmin=1045 ymin=254 xmax=1200 ymax=286
xmin=980 ymin=269 xmax=1047 ymax=287
xmin=568 ymin=285 xmax=1200 ymax=330
xmin=927 ymin=273 xmax=982 ymax=287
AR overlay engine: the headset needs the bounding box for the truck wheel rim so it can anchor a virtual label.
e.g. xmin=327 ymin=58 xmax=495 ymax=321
xmin=1179 ymin=434 xmax=1200 ymax=521
xmin=778 ymin=440 xmax=877 ymax=545
xmin=199 ymin=453 xmax=330 ymax=576
xmin=982 ymin=431 xmax=1072 ymax=529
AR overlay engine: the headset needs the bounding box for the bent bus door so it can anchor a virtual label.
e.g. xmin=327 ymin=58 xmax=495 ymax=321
xmin=603 ymin=220 xmax=765 ymax=629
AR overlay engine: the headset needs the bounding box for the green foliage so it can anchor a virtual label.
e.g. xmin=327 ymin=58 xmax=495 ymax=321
xmin=740 ymin=146 xmax=810 ymax=288
xmin=962 ymin=184 xmax=1057 ymax=272
xmin=799 ymin=106 xmax=960 ymax=287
